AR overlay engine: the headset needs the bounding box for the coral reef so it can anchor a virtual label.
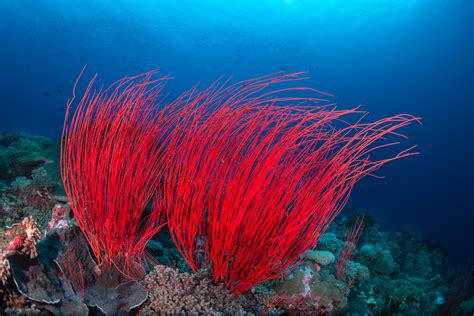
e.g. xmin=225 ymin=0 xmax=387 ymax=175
xmin=271 ymin=263 xmax=350 ymax=314
xmin=0 ymin=133 xmax=63 ymax=229
xmin=0 ymin=215 xmax=41 ymax=267
xmin=0 ymin=133 xmax=60 ymax=186
xmin=1 ymin=132 xmax=471 ymax=315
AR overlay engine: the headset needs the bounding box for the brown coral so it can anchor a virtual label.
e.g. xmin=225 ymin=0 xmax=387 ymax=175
xmin=2 ymin=289 xmax=41 ymax=315
xmin=265 ymin=293 xmax=331 ymax=315
xmin=141 ymin=265 xmax=251 ymax=315
xmin=0 ymin=252 xmax=10 ymax=285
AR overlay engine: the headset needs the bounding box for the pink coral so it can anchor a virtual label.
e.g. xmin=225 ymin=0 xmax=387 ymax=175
xmin=4 ymin=216 xmax=41 ymax=258
xmin=46 ymin=204 xmax=69 ymax=233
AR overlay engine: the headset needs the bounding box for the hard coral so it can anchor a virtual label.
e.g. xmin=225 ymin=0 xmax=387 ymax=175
xmin=3 ymin=216 xmax=40 ymax=258
xmin=272 ymin=264 xmax=350 ymax=314
xmin=357 ymin=244 xmax=395 ymax=275
xmin=4 ymin=216 xmax=41 ymax=258
xmin=266 ymin=293 xmax=331 ymax=315
xmin=142 ymin=265 xmax=249 ymax=315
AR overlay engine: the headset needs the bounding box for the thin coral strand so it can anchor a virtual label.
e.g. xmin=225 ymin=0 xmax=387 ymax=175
xmin=336 ymin=215 xmax=365 ymax=280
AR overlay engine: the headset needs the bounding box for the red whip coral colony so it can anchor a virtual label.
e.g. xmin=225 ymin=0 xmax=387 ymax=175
xmin=61 ymin=70 xmax=176 ymax=276
xmin=61 ymin=71 xmax=418 ymax=294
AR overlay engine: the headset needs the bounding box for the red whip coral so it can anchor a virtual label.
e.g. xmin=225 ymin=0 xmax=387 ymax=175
xmin=160 ymin=73 xmax=419 ymax=294
xmin=336 ymin=216 xmax=365 ymax=281
xmin=60 ymin=70 xmax=175 ymax=274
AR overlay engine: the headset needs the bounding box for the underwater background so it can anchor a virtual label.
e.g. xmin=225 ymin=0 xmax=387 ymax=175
xmin=0 ymin=0 xmax=473 ymax=314
xmin=1 ymin=0 xmax=472 ymax=262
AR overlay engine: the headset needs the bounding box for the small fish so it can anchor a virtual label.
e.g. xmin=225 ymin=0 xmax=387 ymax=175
xmin=44 ymin=92 xmax=50 ymax=96
xmin=57 ymin=89 xmax=61 ymax=93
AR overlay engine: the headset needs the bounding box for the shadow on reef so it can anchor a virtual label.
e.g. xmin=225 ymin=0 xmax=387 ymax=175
xmin=0 ymin=133 xmax=473 ymax=315
xmin=5 ymin=225 xmax=147 ymax=315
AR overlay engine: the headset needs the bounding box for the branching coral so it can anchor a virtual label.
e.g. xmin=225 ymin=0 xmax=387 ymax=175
xmin=3 ymin=216 xmax=40 ymax=259
xmin=0 ymin=216 xmax=39 ymax=293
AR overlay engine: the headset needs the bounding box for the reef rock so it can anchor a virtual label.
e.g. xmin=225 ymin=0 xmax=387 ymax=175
xmin=0 ymin=133 xmax=60 ymax=188
xmin=316 ymin=232 xmax=344 ymax=254
xmin=344 ymin=260 xmax=370 ymax=284
xmin=271 ymin=263 xmax=350 ymax=314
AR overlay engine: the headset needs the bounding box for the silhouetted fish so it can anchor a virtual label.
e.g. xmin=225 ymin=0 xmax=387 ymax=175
xmin=44 ymin=92 xmax=50 ymax=96
xmin=57 ymin=89 xmax=61 ymax=93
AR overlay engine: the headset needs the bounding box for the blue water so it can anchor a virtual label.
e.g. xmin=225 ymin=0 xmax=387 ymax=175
xmin=0 ymin=0 xmax=472 ymax=263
